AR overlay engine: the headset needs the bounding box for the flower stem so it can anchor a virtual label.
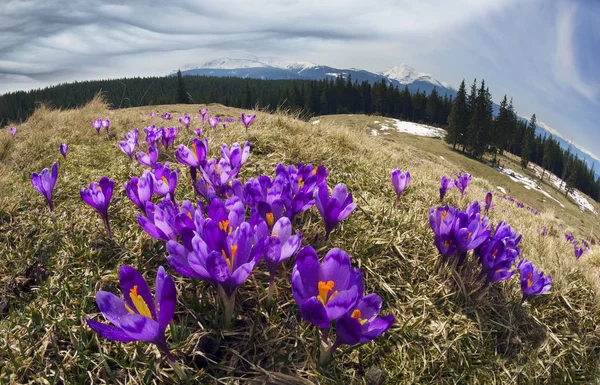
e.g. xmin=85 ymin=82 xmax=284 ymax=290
xmin=218 ymin=286 xmax=236 ymax=328
xmin=103 ymin=217 xmax=113 ymax=238
xmin=267 ymin=275 xmax=276 ymax=304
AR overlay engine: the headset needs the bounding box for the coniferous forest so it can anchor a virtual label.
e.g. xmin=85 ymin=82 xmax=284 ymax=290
xmin=1 ymin=73 xmax=599 ymax=202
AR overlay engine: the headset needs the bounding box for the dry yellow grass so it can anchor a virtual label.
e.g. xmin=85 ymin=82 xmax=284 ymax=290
xmin=1 ymin=98 xmax=599 ymax=384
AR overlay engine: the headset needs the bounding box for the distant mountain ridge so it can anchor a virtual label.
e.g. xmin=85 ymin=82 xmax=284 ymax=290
xmin=173 ymin=56 xmax=457 ymax=97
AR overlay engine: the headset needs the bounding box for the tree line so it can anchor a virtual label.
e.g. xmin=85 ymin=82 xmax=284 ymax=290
xmin=446 ymin=78 xmax=599 ymax=201
xmin=1 ymin=73 xmax=598 ymax=202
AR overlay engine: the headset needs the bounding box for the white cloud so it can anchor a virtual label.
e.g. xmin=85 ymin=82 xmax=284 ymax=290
xmin=553 ymin=3 xmax=598 ymax=103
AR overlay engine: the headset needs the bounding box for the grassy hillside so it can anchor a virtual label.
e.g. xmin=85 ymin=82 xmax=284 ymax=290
xmin=1 ymin=99 xmax=599 ymax=384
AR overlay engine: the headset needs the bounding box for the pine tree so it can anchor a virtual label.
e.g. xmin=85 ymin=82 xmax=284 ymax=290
xmin=176 ymin=70 xmax=189 ymax=104
xmin=446 ymin=79 xmax=467 ymax=150
xmin=463 ymin=78 xmax=477 ymax=153
xmin=426 ymin=87 xmax=439 ymax=123
xmin=521 ymin=114 xmax=536 ymax=169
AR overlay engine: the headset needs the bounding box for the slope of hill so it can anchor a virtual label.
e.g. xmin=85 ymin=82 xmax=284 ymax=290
xmin=0 ymin=101 xmax=599 ymax=384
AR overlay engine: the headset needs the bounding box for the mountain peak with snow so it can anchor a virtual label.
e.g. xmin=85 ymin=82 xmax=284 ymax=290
xmin=185 ymin=56 xmax=319 ymax=72
xmin=381 ymin=64 xmax=454 ymax=90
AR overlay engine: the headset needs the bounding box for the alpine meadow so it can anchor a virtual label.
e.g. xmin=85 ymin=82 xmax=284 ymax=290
xmin=2 ymin=1 xmax=600 ymax=384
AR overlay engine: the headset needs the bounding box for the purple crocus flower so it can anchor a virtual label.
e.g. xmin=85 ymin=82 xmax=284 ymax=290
xmin=391 ymin=169 xmax=410 ymax=203
xmin=160 ymin=127 xmax=177 ymax=149
xmin=125 ymin=172 xmax=154 ymax=211
xmin=439 ymin=176 xmax=454 ymax=202
xmin=86 ymin=265 xmax=176 ymax=361
xmin=152 ymin=162 xmax=178 ymax=198
xmin=335 ymin=293 xmax=394 ymax=346
xmin=194 ymin=128 xmax=203 ymax=137
xmin=137 ymin=145 xmax=159 ymax=168
xmin=162 ymin=112 xmax=172 ymax=120
xmin=208 ymin=117 xmax=221 ymax=129
xmin=315 ymin=182 xmax=357 ymax=241
xmin=102 ymin=119 xmax=110 ymax=133
xmin=254 ymin=217 xmax=302 ymax=300
xmin=455 ymin=173 xmax=472 ymax=196
xmin=59 ymin=143 xmax=68 ymax=160
xmin=80 ymin=177 xmax=114 ymax=237
xmin=574 ymin=245 xmax=584 ymax=259
xmin=92 ymin=119 xmax=102 ymax=135
xmin=429 ymin=206 xmax=459 ymax=261
xmin=175 ymin=137 xmax=208 ymax=168
xmin=144 ymin=125 xmax=162 ymax=147
xmin=241 ymin=113 xmax=256 ymax=135
xmin=477 ymin=239 xmax=515 ymax=283
xmin=484 ymin=192 xmax=493 ymax=214
xmin=291 ymin=246 xmax=362 ymax=328
xmin=179 ymin=114 xmax=191 ymax=129
xmin=9 ymin=126 xmax=17 ymax=137
xmin=120 ymin=140 xmax=137 ymax=161
xmin=165 ymin=199 xmax=257 ymax=327
xmin=538 ymin=226 xmax=547 ymax=236
xmin=31 ymin=162 xmax=58 ymax=212
xmin=124 ymin=128 xmax=139 ymax=144
xmin=582 ymin=239 xmax=590 ymax=249
xmin=137 ymin=199 xmax=179 ymax=242
xmin=221 ymin=141 xmax=250 ymax=169
xmin=453 ymin=204 xmax=490 ymax=264
xmin=200 ymin=108 xmax=209 ymax=123
xmin=518 ymin=259 xmax=552 ymax=301
xmin=273 ymin=162 xmax=328 ymax=221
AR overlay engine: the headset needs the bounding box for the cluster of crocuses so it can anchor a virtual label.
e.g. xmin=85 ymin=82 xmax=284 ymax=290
xmin=429 ymin=200 xmax=551 ymax=301
xmin=91 ymin=118 xmax=110 ymax=135
xmin=493 ymin=192 xmax=540 ymax=215
xmin=82 ymin=112 xmax=390 ymax=366
xmin=151 ymin=108 xmax=257 ymax=134
xmin=564 ymin=233 xmax=587 ymax=259
xmin=438 ymin=172 xmax=472 ymax=201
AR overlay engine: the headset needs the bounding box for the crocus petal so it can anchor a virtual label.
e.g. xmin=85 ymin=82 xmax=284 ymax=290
xmin=299 ymin=297 xmax=330 ymax=328
xmin=335 ymin=316 xmax=363 ymax=345
xmin=360 ymin=314 xmax=395 ymax=344
xmin=320 ymin=248 xmax=352 ymax=289
xmin=95 ymin=290 xmax=130 ymax=328
xmin=119 ymin=313 xmax=160 ymax=342
xmin=118 ymin=266 xmax=156 ymax=319
xmin=86 ymin=318 xmax=138 ymax=342
xmin=292 ymin=246 xmax=321 ymax=304
xmin=155 ymin=267 xmax=176 ymax=333
xmin=324 ymin=285 xmax=358 ymax=321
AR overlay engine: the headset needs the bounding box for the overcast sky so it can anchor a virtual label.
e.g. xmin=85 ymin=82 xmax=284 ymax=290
xmin=1 ymin=0 xmax=599 ymax=161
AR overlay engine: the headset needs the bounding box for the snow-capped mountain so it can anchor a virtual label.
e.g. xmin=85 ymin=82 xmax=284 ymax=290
xmin=173 ymin=56 xmax=456 ymax=97
xmin=381 ymin=65 xmax=453 ymax=90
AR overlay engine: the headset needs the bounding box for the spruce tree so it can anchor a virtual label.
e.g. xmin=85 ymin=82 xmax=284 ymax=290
xmin=521 ymin=114 xmax=536 ymax=169
xmin=446 ymin=79 xmax=467 ymax=150
xmin=176 ymin=70 xmax=189 ymax=104
xmin=426 ymin=87 xmax=439 ymax=123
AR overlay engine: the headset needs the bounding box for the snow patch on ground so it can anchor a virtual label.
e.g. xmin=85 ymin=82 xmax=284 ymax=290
xmin=388 ymin=119 xmax=446 ymax=138
xmin=497 ymin=186 xmax=506 ymax=194
xmin=370 ymin=119 xmax=446 ymax=138
xmin=528 ymin=164 xmax=597 ymax=215
xmin=497 ymin=167 xmax=565 ymax=208
xmin=370 ymin=129 xmax=379 ymax=136
xmin=311 ymin=120 xmax=320 ymax=125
